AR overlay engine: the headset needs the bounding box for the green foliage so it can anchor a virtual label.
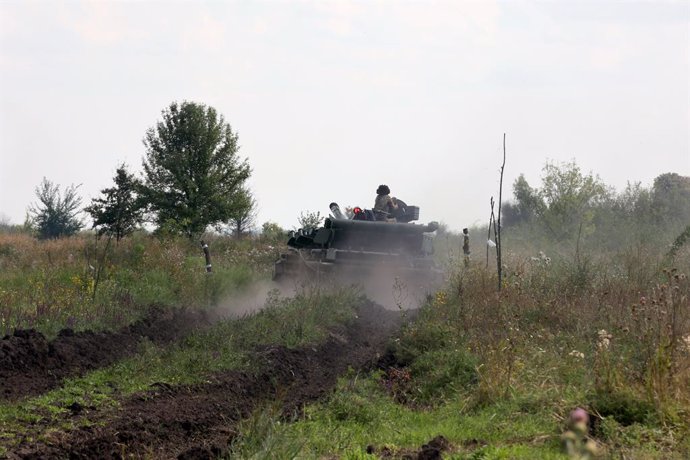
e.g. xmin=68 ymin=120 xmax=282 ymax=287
xmin=667 ymin=224 xmax=690 ymax=259
xmin=229 ymin=404 xmax=303 ymax=459
xmin=261 ymin=221 xmax=286 ymax=242
xmin=504 ymin=162 xmax=690 ymax=257
xmin=589 ymin=390 xmax=655 ymax=426
xmin=84 ymin=164 xmax=144 ymax=241
xmin=141 ymin=101 xmax=251 ymax=238
xmin=3 ymin=194 xmax=690 ymax=458
xmin=297 ymin=210 xmax=323 ymax=230
xmin=0 ymin=232 xmax=279 ymax=335
xmin=651 ymin=173 xmax=690 ymax=224
xmin=504 ymin=174 xmax=543 ymax=225
xmin=222 ymin=187 xmax=257 ymax=239
xmin=408 ymin=349 xmax=478 ymax=403
xmin=0 ymin=214 xmax=30 ymax=235
xmin=27 ymin=178 xmax=83 ymax=239
xmin=254 ymin=374 xmax=562 ymax=459
xmin=511 ymin=161 xmax=610 ymax=240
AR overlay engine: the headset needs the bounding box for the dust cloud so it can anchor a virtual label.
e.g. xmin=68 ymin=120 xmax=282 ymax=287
xmin=214 ymin=281 xmax=293 ymax=318
xmin=213 ymin=266 xmax=440 ymax=319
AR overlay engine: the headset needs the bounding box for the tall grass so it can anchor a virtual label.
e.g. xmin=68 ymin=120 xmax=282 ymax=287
xmin=230 ymin=242 xmax=689 ymax=458
xmin=387 ymin=243 xmax=690 ymax=454
xmin=0 ymin=232 xmax=281 ymax=336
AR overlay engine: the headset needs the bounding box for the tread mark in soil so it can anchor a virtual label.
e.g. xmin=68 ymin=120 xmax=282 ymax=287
xmin=8 ymin=300 xmax=403 ymax=459
xmin=0 ymin=306 xmax=209 ymax=401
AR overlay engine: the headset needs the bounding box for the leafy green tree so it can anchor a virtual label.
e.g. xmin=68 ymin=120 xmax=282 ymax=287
xmin=28 ymin=177 xmax=84 ymax=239
xmin=509 ymin=161 xmax=610 ymax=240
xmin=651 ymin=173 xmax=690 ymax=224
xmin=503 ymin=174 xmax=544 ymax=225
xmin=261 ymin=221 xmax=285 ymax=241
xmin=297 ymin=210 xmax=323 ymax=230
xmin=141 ymin=101 xmax=251 ymax=238
xmin=225 ymin=188 xmax=257 ymax=239
xmin=539 ymin=161 xmax=610 ymax=238
xmin=84 ymin=164 xmax=144 ymax=241
xmin=605 ymin=181 xmax=654 ymax=225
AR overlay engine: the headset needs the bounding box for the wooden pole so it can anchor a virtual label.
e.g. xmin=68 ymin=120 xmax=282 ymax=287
xmin=462 ymin=227 xmax=470 ymax=267
xmin=200 ymin=240 xmax=212 ymax=273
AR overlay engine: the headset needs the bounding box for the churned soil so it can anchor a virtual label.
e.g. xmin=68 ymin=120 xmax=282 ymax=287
xmin=6 ymin=300 xmax=403 ymax=459
xmin=367 ymin=435 xmax=452 ymax=459
xmin=0 ymin=306 xmax=210 ymax=401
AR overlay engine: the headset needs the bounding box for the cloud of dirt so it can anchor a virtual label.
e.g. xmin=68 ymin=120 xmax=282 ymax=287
xmin=214 ymin=280 xmax=298 ymax=318
xmin=213 ymin=264 xmax=441 ymax=319
xmin=327 ymin=266 xmax=441 ymax=311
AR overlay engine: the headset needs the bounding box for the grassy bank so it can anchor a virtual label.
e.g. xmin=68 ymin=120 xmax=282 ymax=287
xmin=0 ymin=232 xmax=280 ymax=336
xmin=230 ymin=253 xmax=690 ymax=459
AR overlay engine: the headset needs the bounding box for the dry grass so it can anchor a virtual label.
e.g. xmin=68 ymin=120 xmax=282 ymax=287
xmin=0 ymin=232 xmax=280 ymax=336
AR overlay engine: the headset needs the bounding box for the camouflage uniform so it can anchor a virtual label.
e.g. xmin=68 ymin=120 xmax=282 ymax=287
xmin=374 ymin=194 xmax=396 ymax=220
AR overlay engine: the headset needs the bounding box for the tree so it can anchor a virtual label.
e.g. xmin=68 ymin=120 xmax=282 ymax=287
xmin=261 ymin=221 xmax=285 ymax=241
xmin=141 ymin=101 xmax=251 ymax=238
xmin=539 ymin=161 xmax=610 ymax=238
xmin=297 ymin=210 xmax=323 ymax=230
xmin=509 ymin=161 xmax=610 ymax=240
xmin=651 ymin=173 xmax=690 ymax=224
xmin=28 ymin=177 xmax=84 ymax=239
xmin=503 ymin=174 xmax=544 ymax=226
xmin=225 ymin=188 xmax=257 ymax=239
xmin=84 ymin=164 xmax=144 ymax=242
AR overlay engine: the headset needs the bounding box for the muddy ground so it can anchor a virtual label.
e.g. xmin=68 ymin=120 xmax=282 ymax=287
xmin=5 ymin=300 xmax=403 ymax=459
xmin=0 ymin=306 xmax=211 ymax=401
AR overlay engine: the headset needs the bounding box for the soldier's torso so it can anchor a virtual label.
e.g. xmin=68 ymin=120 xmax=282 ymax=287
xmin=374 ymin=194 xmax=392 ymax=212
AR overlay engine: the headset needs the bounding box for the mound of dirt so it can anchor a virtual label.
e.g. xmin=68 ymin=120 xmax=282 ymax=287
xmin=0 ymin=306 xmax=209 ymax=401
xmin=9 ymin=300 xmax=403 ymax=459
xmin=366 ymin=435 xmax=451 ymax=459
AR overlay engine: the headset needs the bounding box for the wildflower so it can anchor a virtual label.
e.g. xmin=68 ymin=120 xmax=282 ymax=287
xmin=569 ymin=407 xmax=590 ymax=428
xmin=597 ymin=330 xmax=612 ymax=350
xmin=569 ymin=350 xmax=585 ymax=359
xmin=682 ymin=334 xmax=690 ymax=353
xmin=562 ymin=408 xmax=597 ymax=458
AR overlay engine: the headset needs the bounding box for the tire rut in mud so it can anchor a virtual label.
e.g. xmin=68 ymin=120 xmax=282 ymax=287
xmin=0 ymin=306 xmax=210 ymax=401
xmin=8 ymin=301 xmax=403 ymax=459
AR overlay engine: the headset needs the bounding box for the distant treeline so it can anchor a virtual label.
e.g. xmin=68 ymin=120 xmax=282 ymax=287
xmin=500 ymin=161 xmax=690 ymax=252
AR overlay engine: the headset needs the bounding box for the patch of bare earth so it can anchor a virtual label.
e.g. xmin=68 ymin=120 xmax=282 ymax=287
xmin=367 ymin=435 xmax=452 ymax=459
xmin=0 ymin=306 xmax=210 ymax=401
xmin=6 ymin=301 xmax=403 ymax=459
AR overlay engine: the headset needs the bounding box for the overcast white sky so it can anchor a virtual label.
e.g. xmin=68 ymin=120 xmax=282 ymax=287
xmin=1 ymin=0 xmax=688 ymax=231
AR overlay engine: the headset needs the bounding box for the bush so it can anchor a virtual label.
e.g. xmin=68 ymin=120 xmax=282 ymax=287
xmin=408 ymin=349 xmax=478 ymax=403
xmin=590 ymin=390 xmax=656 ymax=426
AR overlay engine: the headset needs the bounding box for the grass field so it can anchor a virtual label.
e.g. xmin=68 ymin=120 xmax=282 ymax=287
xmin=1 ymin=228 xmax=688 ymax=458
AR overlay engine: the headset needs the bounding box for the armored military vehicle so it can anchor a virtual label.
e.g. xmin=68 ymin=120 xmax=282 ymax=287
xmin=273 ymin=200 xmax=440 ymax=286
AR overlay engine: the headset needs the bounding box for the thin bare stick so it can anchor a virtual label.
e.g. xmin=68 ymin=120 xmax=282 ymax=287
xmin=92 ymin=234 xmax=112 ymax=302
xmin=496 ymin=133 xmax=506 ymax=291
xmin=486 ymin=197 xmax=495 ymax=269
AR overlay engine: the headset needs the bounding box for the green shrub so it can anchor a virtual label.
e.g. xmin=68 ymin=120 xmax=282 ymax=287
xmin=408 ymin=348 xmax=478 ymax=403
xmin=590 ymin=390 xmax=655 ymax=426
